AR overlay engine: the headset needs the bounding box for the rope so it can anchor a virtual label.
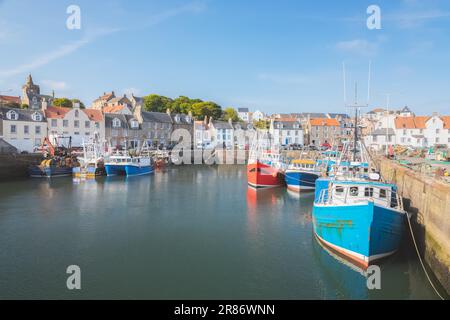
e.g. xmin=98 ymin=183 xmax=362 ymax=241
xmin=406 ymin=212 xmax=445 ymax=300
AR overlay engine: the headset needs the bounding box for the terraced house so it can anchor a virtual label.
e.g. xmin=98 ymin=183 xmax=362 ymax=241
xmin=307 ymin=118 xmax=340 ymax=147
xmin=0 ymin=107 xmax=47 ymax=152
xmin=45 ymin=103 xmax=104 ymax=147
xmin=105 ymin=113 xmax=143 ymax=149
xmin=270 ymin=118 xmax=304 ymax=146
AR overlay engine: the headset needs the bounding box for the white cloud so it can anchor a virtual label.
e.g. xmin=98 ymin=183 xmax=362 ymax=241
xmin=335 ymin=39 xmax=378 ymax=56
xmin=0 ymin=1 xmax=205 ymax=79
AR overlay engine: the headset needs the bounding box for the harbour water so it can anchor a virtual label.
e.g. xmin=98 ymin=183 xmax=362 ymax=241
xmin=0 ymin=165 xmax=440 ymax=299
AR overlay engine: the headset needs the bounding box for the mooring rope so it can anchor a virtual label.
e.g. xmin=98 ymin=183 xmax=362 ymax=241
xmin=406 ymin=212 xmax=445 ymax=300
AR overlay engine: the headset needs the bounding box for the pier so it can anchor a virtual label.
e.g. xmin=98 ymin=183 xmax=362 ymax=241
xmin=379 ymin=157 xmax=450 ymax=295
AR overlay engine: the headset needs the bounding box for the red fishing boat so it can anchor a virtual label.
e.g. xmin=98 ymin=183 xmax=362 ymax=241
xmin=247 ymin=150 xmax=284 ymax=189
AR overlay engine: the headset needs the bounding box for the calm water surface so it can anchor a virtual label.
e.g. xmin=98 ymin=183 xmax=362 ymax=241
xmin=0 ymin=165 xmax=439 ymax=299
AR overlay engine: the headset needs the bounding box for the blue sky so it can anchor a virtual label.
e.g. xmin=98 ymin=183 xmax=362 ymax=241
xmin=1 ymin=0 xmax=450 ymax=115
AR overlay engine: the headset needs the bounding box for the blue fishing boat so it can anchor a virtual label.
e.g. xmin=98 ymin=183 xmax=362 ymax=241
xmin=312 ymin=97 xmax=405 ymax=269
xmin=285 ymin=159 xmax=322 ymax=192
xmin=105 ymin=154 xmax=154 ymax=177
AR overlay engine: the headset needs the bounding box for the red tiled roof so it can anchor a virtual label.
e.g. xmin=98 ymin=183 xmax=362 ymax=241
xmin=310 ymin=118 xmax=339 ymax=126
xmin=394 ymin=116 xmax=430 ymax=129
xmin=45 ymin=106 xmax=71 ymax=119
xmin=83 ymin=109 xmax=103 ymax=121
xmin=103 ymin=105 xmax=125 ymax=113
xmin=275 ymin=117 xmax=298 ymax=122
xmin=0 ymin=95 xmax=21 ymax=104
xmin=440 ymin=116 xmax=450 ymax=129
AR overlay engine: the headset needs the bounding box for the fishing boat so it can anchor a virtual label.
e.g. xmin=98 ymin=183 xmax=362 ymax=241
xmin=29 ymin=158 xmax=74 ymax=178
xmin=73 ymin=137 xmax=107 ymax=178
xmin=247 ymin=150 xmax=285 ymax=189
xmin=284 ymin=159 xmax=322 ymax=192
xmin=29 ymin=136 xmax=77 ymax=178
xmin=105 ymin=142 xmax=154 ymax=177
xmin=312 ymin=78 xmax=405 ymax=268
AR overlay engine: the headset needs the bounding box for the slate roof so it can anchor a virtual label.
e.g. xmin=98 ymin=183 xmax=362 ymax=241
xmin=105 ymin=113 xmax=128 ymax=129
xmin=141 ymin=111 xmax=173 ymax=123
xmin=273 ymin=119 xmax=302 ymax=130
xmin=213 ymin=120 xmax=233 ymax=129
xmin=0 ymin=107 xmax=46 ymax=122
xmin=172 ymin=113 xmax=193 ymax=124
xmin=238 ymin=108 xmax=249 ymax=112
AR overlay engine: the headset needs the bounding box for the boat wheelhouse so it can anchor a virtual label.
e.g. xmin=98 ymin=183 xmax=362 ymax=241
xmin=285 ymin=159 xmax=322 ymax=192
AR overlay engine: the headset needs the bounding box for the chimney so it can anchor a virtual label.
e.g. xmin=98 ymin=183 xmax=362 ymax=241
xmin=166 ymin=108 xmax=171 ymax=115
xmin=228 ymin=118 xmax=233 ymax=126
xmin=73 ymin=102 xmax=80 ymax=109
xmin=188 ymin=110 xmax=193 ymax=118
xmin=203 ymin=115 xmax=208 ymax=125
xmin=134 ymin=104 xmax=143 ymax=123
xmin=41 ymin=100 xmax=48 ymax=111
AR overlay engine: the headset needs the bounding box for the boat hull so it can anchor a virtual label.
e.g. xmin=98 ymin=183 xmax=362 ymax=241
xmin=285 ymin=170 xmax=319 ymax=192
xmin=73 ymin=166 xmax=106 ymax=178
xmin=247 ymin=161 xmax=283 ymax=188
xmin=28 ymin=165 xmax=73 ymax=178
xmin=124 ymin=164 xmax=154 ymax=176
xmin=312 ymin=201 xmax=404 ymax=269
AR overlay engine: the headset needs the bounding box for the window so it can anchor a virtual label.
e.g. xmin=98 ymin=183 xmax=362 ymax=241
xmin=10 ymin=125 xmax=16 ymax=133
xmin=112 ymin=118 xmax=121 ymax=128
xmin=379 ymin=189 xmax=387 ymax=199
xmin=403 ymin=129 xmax=406 ymax=135
xmin=74 ymin=120 xmax=79 ymax=128
xmin=51 ymin=119 xmax=57 ymax=127
xmin=349 ymin=187 xmax=359 ymax=197
xmin=436 ymin=129 xmax=440 ymax=134
xmin=364 ymin=187 xmax=374 ymax=197
xmin=32 ymin=113 xmax=41 ymax=121
xmin=436 ymin=137 xmax=439 ymax=143
xmin=95 ymin=122 xmax=100 ymax=129
xmin=63 ymin=120 xmax=69 ymax=127
xmin=130 ymin=120 xmax=138 ymax=129
xmin=75 ymin=110 xmax=79 ymax=117
xmin=7 ymin=110 xmax=18 ymax=120
xmin=335 ymin=186 xmax=344 ymax=195
xmin=74 ymin=132 xmax=80 ymax=135
xmin=85 ymin=121 xmax=90 ymax=128
xmin=35 ymin=126 xmax=41 ymax=134
xmin=24 ymin=125 xmax=29 ymax=134
xmin=85 ymin=132 xmax=90 ymax=136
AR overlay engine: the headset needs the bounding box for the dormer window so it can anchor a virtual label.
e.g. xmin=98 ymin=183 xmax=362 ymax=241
xmin=186 ymin=116 xmax=192 ymax=123
xmin=130 ymin=119 xmax=139 ymax=129
xmin=6 ymin=110 xmax=18 ymax=120
xmin=32 ymin=112 xmax=42 ymax=122
xmin=112 ymin=118 xmax=121 ymax=128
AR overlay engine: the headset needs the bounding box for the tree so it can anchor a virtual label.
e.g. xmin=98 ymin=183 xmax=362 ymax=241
xmin=190 ymin=101 xmax=222 ymax=120
xmin=143 ymin=94 xmax=173 ymax=113
xmin=170 ymin=96 xmax=202 ymax=114
xmin=53 ymin=98 xmax=73 ymax=108
xmin=71 ymin=99 xmax=85 ymax=108
xmin=20 ymin=104 xmax=29 ymax=109
xmin=253 ymin=120 xmax=269 ymax=130
xmin=222 ymin=107 xmax=239 ymax=122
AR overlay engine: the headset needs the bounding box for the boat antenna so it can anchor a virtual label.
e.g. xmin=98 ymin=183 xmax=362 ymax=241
xmin=367 ymin=60 xmax=372 ymax=106
xmin=343 ymin=62 xmax=347 ymax=106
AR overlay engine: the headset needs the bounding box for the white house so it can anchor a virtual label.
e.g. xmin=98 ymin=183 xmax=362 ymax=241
xmin=209 ymin=118 xmax=234 ymax=149
xmin=270 ymin=118 xmax=304 ymax=146
xmin=194 ymin=119 xmax=211 ymax=149
xmin=237 ymin=108 xmax=250 ymax=122
xmin=45 ymin=104 xmax=105 ymax=147
xmin=0 ymin=107 xmax=47 ymax=152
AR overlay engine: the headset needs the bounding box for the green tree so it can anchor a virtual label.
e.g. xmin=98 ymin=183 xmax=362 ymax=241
xmin=191 ymin=101 xmax=222 ymax=120
xmin=20 ymin=104 xmax=29 ymax=109
xmin=253 ymin=120 xmax=269 ymax=130
xmin=170 ymin=96 xmax=202 ymax=114
xmin=143 ymin=94 xmax=173 ymax=112
xmin=222 ymin=107 xmax=239 ymax=122
xmin=53 ymin=98 xmax=73 ymax=108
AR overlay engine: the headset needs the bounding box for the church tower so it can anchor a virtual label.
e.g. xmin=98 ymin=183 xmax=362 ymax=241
xmin=21 ymin=74 xmax=41 ymax=109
